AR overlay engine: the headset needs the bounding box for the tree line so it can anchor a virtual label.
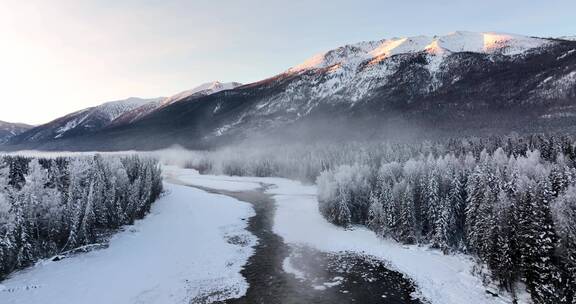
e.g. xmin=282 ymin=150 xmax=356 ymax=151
xmin=317 ymin=146 xmax=575 ymax=303
xmin=186 ymin=134 xmax=576 ymax=304
xmin=186 ymin=134 xmax=576 ymax=182
xmin=0 ymin=154 xmax=163 ymax=279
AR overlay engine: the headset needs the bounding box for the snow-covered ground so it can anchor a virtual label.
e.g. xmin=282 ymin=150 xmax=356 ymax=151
xmin=168 ymin=166 xmax=522 ymax=304
xmin=1 ymin=166 xmax=525 ymax=304
xmin=0 ymin=182 xmax=256 ymax=304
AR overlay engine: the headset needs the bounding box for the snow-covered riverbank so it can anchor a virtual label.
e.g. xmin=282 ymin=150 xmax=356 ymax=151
xmin=0 ymin=182 xmax=256 ymax=304
xmin=0 ymin=166 xmax=524 ymax=304
xmin=169 ymin=166 xmax=522 ymax=304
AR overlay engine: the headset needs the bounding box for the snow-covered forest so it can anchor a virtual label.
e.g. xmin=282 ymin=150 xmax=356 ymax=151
xmin=183 ymin=134 xmax=576 ymax=304
xmin=0 ymin=155 xmax=162 ymax=279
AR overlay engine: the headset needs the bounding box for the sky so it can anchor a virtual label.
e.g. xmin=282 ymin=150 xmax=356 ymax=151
xmin=1 ymin=0 xmax=575 ymax=125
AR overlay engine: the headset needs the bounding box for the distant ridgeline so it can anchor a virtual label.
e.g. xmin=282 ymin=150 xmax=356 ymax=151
xmin=0 ymin=154 xmax=163 ymax=279
xmin=2 ymin=33 xmax=575 ymax=151
xmin=185 ymin=134 xmax=576 ymax=304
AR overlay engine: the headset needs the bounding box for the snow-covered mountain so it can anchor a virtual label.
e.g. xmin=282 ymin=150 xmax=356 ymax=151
xmin=7 ymin=97 xmax=162 ymax=145
xmin=160 ymin=81 xmax=243 ymax=107
xmin=0 ymin=121 xmax=33 ymax=144
xmin=2 ymin=31 xmax=576 ymax=151
xmin=290 ymin=31 xmax=549 ymax=73
xmin=109 ymin=81 xmax=242 ymax=126
xmin=5 ymin=82 xmax=243 ymax=146
xmin=107 ymin=99 xmax=164 ymax=127
xmin=255 ymin=31 xmax=558 ymax=117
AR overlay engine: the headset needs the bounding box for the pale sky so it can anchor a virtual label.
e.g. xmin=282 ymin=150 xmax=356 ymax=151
xmin=1 ymin=0 xmax=575 ymax=125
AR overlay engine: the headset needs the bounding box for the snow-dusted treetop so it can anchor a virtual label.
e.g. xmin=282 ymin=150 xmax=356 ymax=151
xmin=288 ymin=31 xmax=552 ymax=73
xmin=161 ymin=81 xmax=243 ymax=107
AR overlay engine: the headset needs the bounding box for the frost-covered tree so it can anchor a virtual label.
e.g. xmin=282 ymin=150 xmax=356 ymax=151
xmin=552 ymin=186 xmax=576 ymax=303
xmin=367 ymin=191 xmax=385 ymax=235
xmin=396 ymin=182 xmax=416 ymax=243
xmin=191 ymin=133 xmax=576 ymax=303
xmin=0 ymin=154 xmax=163 ymax=279
xmin=448 ymin=172 xmax=467 ymax=248
xmin=432 ymin=196 xmax=456 ymax=252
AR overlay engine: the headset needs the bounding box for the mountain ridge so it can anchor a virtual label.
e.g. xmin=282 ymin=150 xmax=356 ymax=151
xmin=160 ymin=81 xmax=243 ymax=107
xmin=4 ymin=81 xmax=243 ymax=147
xmin=108 ymin=81 xmax=242 ymax=127
xmin=6 ymin=97 xmax=162 ymax=145
xmin=288 ymin=31 xmax=550 ymax=73
xmin=2 ymin=31 xmax=576 ymax=151
xmin=0 ymin=121 xmax=34 ymax=144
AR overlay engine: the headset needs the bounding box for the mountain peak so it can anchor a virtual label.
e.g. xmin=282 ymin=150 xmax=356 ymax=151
xmin=289 ymin=31 xmax=551 ymax=73
xmin=190 ymin=81 xmax=243 ymax=94
xmin=161 ymin=81 xmax=243 ymax=106
xmin=100 ymin=97 xmax=161 ymax=108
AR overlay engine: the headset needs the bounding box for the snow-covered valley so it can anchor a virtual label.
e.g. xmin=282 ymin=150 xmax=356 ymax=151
xmin=0 ymin=165 xmax=528 ymax=304
xmin=2 ymin=2 xmax=575 ymax=302
xmin=169 ymin=167 xmax=524 ymax=304
xmin=0 ymin=180 xmax=256 ymax=304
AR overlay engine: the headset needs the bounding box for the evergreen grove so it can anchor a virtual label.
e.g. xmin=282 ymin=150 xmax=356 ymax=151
xmin=0 ymin=154 xmax=163 ymax=280
xmin=186 ymin=134 xmax=576 ymax=304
